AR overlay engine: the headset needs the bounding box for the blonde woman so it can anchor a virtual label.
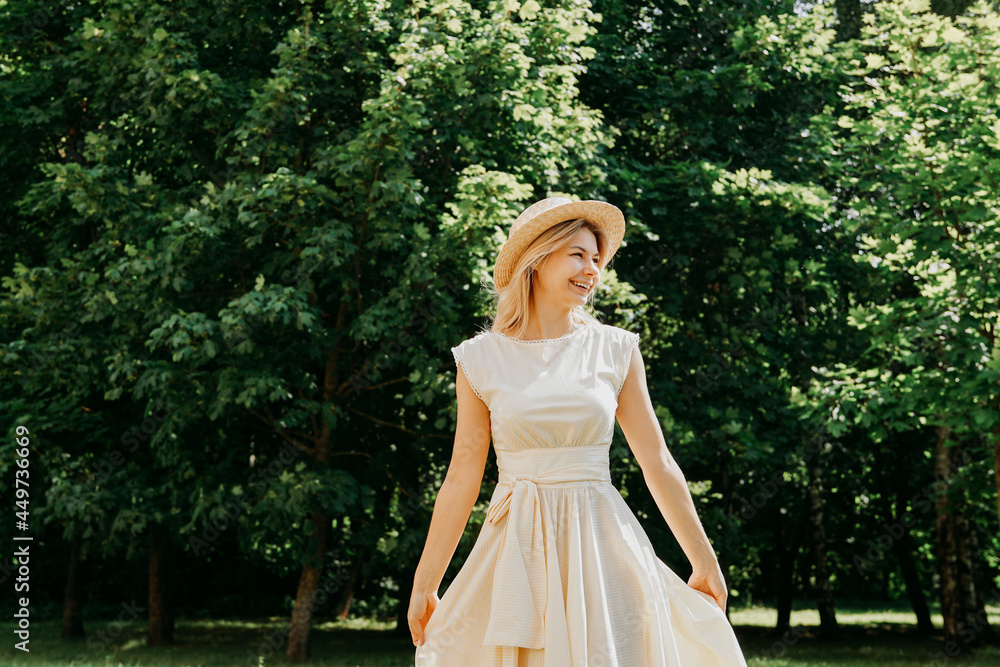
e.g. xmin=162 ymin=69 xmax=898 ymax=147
xmin=409 ymin=198 xmax=748 ymax=666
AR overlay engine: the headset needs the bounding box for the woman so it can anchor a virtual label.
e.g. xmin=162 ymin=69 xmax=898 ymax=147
xmin=409 ymin=197 xmax=748 ymax=666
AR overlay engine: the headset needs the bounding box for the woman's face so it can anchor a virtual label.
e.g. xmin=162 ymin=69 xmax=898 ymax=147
xmin=533 ymin=227 xmax=601 ymax=308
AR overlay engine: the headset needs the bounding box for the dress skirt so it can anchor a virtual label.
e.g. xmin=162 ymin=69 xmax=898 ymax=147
xmin=414 ymin=444 xmax=748 ymax=666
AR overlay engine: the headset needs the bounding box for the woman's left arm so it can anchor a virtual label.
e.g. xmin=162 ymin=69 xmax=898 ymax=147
xmin=615 ymin=344 xmax=729 ymax=610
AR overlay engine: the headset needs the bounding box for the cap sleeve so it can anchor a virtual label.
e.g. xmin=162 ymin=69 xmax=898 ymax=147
xmin=614 ymin=328 xmax=641 ymax=398
xmin=451 ymin=337 xmax=489 ymax=407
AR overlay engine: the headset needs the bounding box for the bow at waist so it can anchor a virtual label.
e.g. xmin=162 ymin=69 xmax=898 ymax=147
xmin=482 ymin=444 xmax=612 ymax=649
xmin=485 ymin=446 xmax=614 ymax=524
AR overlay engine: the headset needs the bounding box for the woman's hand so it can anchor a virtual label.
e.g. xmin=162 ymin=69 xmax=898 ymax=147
xmin=408 ymin=589 xmax=440 ymax=648
xmin=688 ymin=563 xmax=729 ymax=613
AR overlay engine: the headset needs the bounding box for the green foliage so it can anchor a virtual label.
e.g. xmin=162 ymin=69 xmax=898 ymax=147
xmin=0 ymin=0 xmax=615 ymax=624
xmin=805 ymin=0 xmax=1000 ymax=450
xmin=2 ymin=0 xmax=999 ymax=635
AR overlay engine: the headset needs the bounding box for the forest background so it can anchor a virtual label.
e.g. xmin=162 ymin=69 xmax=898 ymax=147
xmin=1 ymin=0 xmax=999 ymax=662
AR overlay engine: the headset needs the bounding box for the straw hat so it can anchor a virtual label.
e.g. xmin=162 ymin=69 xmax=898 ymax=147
xmin=493 ymin=197 xmax=626 ymax=290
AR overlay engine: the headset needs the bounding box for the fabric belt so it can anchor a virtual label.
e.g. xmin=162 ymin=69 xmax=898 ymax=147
xmin=482 ymin=444 xmax=613 ymax=649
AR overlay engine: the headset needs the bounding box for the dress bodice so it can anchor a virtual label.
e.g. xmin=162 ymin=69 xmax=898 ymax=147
xmin=451 ymin=322 xmax=640 ymax=453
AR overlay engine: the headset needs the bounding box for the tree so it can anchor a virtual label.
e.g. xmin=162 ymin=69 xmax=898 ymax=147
xmin=4 ymin=0 xmax=613 ymax=659
xmin=806 ymin=0 xmax=1000 ymax=650
xmin=582 ymin=0 xmax=857 ymax=636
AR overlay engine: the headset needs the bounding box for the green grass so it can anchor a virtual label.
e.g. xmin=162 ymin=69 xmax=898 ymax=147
xmin=1 ymin=604 xmax=998 ymax=666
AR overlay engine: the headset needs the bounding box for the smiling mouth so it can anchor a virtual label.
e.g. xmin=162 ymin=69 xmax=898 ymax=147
xmin=570 ymin=280 xmax=591 ymax=293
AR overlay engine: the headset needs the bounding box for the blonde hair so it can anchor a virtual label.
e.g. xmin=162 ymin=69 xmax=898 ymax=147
xmin=481 ymin=218 xmax=609 ymax=340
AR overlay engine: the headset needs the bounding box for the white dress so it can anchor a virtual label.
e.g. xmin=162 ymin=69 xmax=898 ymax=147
xmin=415 ymin=321 xmax=749 ymax=666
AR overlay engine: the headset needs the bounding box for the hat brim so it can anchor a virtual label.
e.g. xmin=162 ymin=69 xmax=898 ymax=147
xmin=493 ymin=200 xmax=625 ymax=290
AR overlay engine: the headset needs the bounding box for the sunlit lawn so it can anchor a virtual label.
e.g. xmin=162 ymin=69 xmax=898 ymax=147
xmin=2 ymin=603 xmax=998 ymax=666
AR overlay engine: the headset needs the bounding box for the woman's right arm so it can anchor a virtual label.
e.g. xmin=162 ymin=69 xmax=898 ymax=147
xmin=411 ymin=362 xmax=491 ymax=598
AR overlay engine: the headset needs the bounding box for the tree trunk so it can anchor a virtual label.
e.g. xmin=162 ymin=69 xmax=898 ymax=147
xmin=883 ymin=432 xmax=933 ymax=633
xmin=333 ymin=554 xmax=362 ymax=620
xmin=994 ymin=438 xmax=1000 ymax=536
xmin=774 ymin=512 xmax=794 ymax=635
xmin=284 ymin=352 xmax=338 ymax=660
xmin=287 ymin=509 xmax=330 ymax=661
xmin=61 ymin=532 xmax=86 ymax=639
xmin=715 ymin=447 xmax=735 ymax=625
xmin=148 ymin=523 xmax=174 ymax=646
xmin=960 ymin=506 xmax=991 ymax=646
xmin=807 ymin=460 xmax=840 ymax=639
xmin=972 ymin=522 xmax=997 ymax=642
xmin=935 ymin=426 xmax=960 ymax=645
xmin=395 ymin=559 xmax=417 ymax=638
xmin=718 ymin=552 xmax=734 ymax=624
xmin=892 ymin=520 xmax=933 ymax=634
xmin=934 ymin=427 xmax=979 ymax=649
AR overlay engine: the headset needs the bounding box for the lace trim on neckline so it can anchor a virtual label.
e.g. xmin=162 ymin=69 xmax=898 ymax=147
xmin=493 ymin=324 xmax=588 ymax=344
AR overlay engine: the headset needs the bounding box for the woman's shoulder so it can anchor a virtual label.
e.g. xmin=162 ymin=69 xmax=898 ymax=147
xmin=451 ymin=328 xmax=495 ymax=353
xmin=591 ymin=321 xmax=639 ymax=342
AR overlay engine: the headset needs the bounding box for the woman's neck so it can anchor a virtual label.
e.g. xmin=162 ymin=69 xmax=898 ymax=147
xmin=515 ymin=308 xmax=577 ymax=340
